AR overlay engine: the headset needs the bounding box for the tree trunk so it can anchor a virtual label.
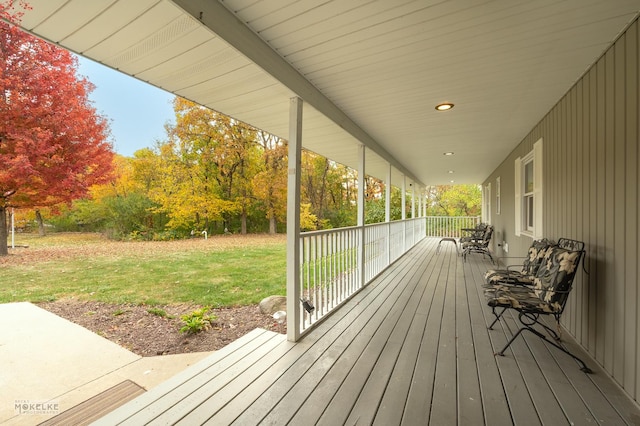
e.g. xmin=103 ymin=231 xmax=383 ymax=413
xmin=241 ymin=207 xmax=247 ymax=235
xmin=0 ymin=206 xmax=8 ymax=256
xmin=35 ymin=209 xmax=46 ymax=236
xmin=269 ymin=215 xmax=277 ymax=234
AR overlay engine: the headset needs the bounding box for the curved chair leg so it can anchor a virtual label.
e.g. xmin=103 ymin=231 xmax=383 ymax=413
xmin=488 ymin=306 xmax=507 ymax=330
xmin=495 ymin=325 xmax=593 ymax=373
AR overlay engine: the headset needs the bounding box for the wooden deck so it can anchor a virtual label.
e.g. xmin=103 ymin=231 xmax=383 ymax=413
xmin=95 ymin=238 xmax=640 ymax=425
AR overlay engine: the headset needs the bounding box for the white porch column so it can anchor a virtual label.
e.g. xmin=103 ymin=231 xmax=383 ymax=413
xmin=385 ymin=163 xmax=391 ymax=267
xmin=385 ymin=164 xmax=391 ymax=223
xmin=401 ymin=176 xmax=406 ymax=220
xmin=411 ymin=183 xmax=415 ymax=219
xmin=357 ymin=144 xmax=366 ymax=288
xmin=401 ymin=176 xmax=406 ymax=249
xmin=286 ymin=97 xmax=303 ymax=342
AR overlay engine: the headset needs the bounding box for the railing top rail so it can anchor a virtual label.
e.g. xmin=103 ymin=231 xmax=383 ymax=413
xmin=301 ymin=225 xmax=359 ymax=237
xmin=424 ymin=216 xmax=481 ymax=219
xmin=364 ymin=222 xmax=391 ymax=230
xmin=302 ymin=217 xmax=431 ymax=237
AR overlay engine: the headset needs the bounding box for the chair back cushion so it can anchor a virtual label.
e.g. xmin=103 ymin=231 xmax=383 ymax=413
xmin=521 ymin=238 xmax=555 ymax=276
xmin=532 ymin=245 xmax=582 ymax=311
xmin=480 ymin=225 xmax=493 ymax=246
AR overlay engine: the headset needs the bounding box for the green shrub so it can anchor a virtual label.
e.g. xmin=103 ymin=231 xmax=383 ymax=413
xmin=147 ymin=307 xmax=173 ymax=318
xmin=179 ymin=307 xmax=216 ymax=334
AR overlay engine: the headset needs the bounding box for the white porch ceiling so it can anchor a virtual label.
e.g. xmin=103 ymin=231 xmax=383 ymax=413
xmin=16 ymin=0 xmax=640 ymax=187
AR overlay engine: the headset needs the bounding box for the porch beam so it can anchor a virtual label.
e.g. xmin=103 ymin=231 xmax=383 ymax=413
xmin=171 ymin=0 xmax=422 ymax=186
xmin=286 ymin=97 xmax=303 ymax=342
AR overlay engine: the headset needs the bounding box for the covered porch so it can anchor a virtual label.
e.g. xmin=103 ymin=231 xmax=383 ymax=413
xmin=96 ymin=238 xmax=640 ymax=425
xmin=13 ymin=0 xmax=640 ymax=418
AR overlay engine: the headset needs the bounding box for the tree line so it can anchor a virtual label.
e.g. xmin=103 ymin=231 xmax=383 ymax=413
xmin=15 ymin=96 xmax=482 ymax=241
xmin=0 ymin=4 xmax=481 ymax=251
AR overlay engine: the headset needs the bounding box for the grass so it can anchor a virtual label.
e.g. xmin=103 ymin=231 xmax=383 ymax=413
xmin=0 ymin=233 xmax=287 ymax=306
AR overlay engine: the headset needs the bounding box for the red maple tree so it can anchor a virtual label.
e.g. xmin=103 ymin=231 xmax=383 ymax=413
xmin=0 ymin=3 xmax=114 ymax=255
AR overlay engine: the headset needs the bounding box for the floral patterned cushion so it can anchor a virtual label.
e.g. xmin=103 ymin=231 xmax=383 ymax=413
xmin=485 ymin=244 xmax=582 ymax=314
xmin=462 ymin=225 xmax=493 ymax=249
xmin=485 ymin=285 xmax=560 ymax=313
xmin=531 ymin=246 xmax=581 ymax=307
xmin=483 ymin=239 xmax=554 ymax=286
xmin=460 ymin=223 xmax=487 ymax=243
xmin=484 ymin=270 xmax=535 ymax=286
xmin=522 ymin=238 xmax=555 ymax=275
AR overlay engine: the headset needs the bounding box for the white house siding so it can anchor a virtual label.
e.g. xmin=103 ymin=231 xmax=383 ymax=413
xmin=484 ymin=17 xmax=640 ymax=404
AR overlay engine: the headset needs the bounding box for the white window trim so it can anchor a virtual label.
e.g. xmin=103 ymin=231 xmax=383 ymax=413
xmin=496 ymin=176 xmax=501 ymax=215
xmin=533 ymin=139 xmax=543 ymax=239
xmin=515 ymin=138 xmax=543 ymax=239
xmin=482 ymin=183 xmax=491 ymax=224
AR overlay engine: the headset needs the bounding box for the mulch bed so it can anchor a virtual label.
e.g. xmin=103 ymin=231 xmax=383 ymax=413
xmin=38 ymin=299 xmax=286 ymax=357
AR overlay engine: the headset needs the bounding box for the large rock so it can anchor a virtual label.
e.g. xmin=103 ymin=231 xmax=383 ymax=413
xmin=259 ymin=295 xmax=287 ymax=314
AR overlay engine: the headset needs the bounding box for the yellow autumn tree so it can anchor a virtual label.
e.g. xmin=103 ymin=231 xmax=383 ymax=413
xmin=252 ymin=131 xmax=287 ymax=234
xmin=149 ymin=98 xmax=261 ymax=234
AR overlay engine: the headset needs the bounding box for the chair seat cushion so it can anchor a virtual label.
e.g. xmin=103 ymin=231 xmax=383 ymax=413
xmin=485 ymin=285 xmax=562 ymax=313
xmin=484 ymin=269 xmax=534 ymax=286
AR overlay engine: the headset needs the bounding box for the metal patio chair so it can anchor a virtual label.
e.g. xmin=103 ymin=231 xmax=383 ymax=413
xmin=483 ymin=238 xmax=556 ymax=287
xmin=461 ymin=224 xmax=494 ymax=263
xmin=459 ymin=222 xmax=488 ymax=244
xmin=484 ymin=238 xmax=591 ymax=372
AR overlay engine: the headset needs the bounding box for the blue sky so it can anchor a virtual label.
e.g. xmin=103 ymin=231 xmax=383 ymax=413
xmin=76 ymin=56 xmax=176 ymax=157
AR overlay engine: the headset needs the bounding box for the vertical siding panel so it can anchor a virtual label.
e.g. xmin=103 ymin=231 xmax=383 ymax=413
xmin=604 ymin=49 xmax=616 ymax=375
xmin=589 ymin=65 xmax=600 ymax=357
xmin=560 ymin=92 xmax=572 ymax=237
xmin=578 ymin=76 xmax=589 ymax=346
xmin=556 ymin=98 xmax=560 ymax=236
xmin=552 ymin=101 xmax=559 ymax=239
xmin=545 ymin=112 xmax=552 ymax=238
xmin=482 ymin=17 xmax=640 ymax=404
xmin=636 ymin=19 xmax=640 ymax=403
xmin=571 ymin=84 xmax=586 ymax=345
xmin=558 ymin=100 xmax=565 ymax=239
xmin=595 ymin=57 xmax=606 ymax=366
xmin=565 ymin=92 xmax=576 ymax=333
xmin=613 ymin=36 xmax=626 ymax=383
xmin=575 ymin=80 xmax=586 ymax=344
xmin=574 ymin=88 xmax=580 ymax=334
xmin=628 ymin=21 xmax=640 ymax=401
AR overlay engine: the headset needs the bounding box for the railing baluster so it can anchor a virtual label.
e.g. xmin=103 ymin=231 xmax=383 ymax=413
xmin=299 ymin=216 xmax=484 ymax=335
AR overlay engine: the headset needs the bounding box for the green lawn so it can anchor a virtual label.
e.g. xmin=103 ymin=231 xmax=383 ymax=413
xmin=0 ymin=233 xmax=286 ymax=306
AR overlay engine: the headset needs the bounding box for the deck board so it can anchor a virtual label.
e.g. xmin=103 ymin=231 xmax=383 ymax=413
xmin=455 ymin=248 xmax=484 ymax=426
xmin=96 ymin=238 xmax=640 ymax=425
xmin=429 ymin=248 xmax=459 ymax=424
xmin=466 ymin=263 xmax=513 ymax=426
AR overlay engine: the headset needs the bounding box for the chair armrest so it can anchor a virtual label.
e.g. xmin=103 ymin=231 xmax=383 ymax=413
xmin=493 ymin=256 xmax=525 ymax=268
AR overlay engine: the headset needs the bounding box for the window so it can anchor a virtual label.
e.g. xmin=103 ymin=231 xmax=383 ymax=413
xmin=515 ymin=139 xmax=543 ymax=238
xmin=523 ymin=156 xmax=534 ymax=231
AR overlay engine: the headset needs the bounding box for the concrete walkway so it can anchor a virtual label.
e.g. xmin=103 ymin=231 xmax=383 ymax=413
xmin=0 ymin=302 xmax=212 ymax=425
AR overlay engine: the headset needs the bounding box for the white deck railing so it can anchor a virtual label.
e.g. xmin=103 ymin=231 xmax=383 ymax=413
xmin=424 ymin=216 xmax=481 ymax=238
xmin=298 ymin=217 xmax=425 ymax=334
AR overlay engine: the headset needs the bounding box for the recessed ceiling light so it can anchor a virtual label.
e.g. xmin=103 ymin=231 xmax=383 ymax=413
xmin=435 ymin=102 xmax=454 ymax=111
xmin=448 ymin=170 xmax=454 ymax=174
xmin=450 ymin=180 xmax=455 ymax=183
xmin=443 ymin=152 xmax=454 ymax=156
